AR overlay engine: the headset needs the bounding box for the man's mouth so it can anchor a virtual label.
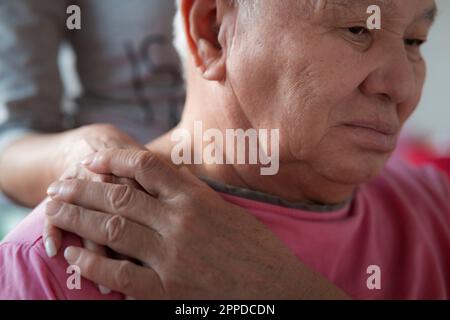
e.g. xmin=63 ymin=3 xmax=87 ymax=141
xmin=343 ymin=120 xmax=399 ymax=135
xmin=341 ymin=120 xmax=400 ymax=153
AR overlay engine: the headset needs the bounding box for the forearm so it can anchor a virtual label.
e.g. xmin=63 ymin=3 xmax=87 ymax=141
xmin=0 ymin=133 xmax=63 ymax=207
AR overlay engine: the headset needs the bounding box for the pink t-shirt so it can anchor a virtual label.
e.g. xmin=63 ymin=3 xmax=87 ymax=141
xmin=1 ymin=159 xmax=449 ymax=299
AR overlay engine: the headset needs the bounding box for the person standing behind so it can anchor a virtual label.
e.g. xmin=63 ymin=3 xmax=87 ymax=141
xmin=0 ymin=0 xmax=184 ymax=207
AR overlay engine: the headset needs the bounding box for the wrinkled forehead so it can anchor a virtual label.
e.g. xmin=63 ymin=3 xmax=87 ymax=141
xmin=318 ymin=0 xmax=398 ymax=10
xmin=311 ymin=0 xmax=437 ymax=22
xmin=256 ymin=0 xmax=437 ymax=27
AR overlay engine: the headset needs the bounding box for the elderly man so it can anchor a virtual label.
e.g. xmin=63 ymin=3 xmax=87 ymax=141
xmin=1 ymin=0 xmax=449 ymax=300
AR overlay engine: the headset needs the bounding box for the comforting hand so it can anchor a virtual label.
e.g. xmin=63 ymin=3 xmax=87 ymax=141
xmin=43 ymin=124 xmax=145 ymax=264
xmin=55 ymin=124 xmax=144 ymax=182
xmin=45 ymin=149 xmax=348 ymax=299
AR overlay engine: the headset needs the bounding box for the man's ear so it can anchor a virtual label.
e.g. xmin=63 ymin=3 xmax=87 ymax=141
xmin=181 ymin=0 xmax=228 ymax=81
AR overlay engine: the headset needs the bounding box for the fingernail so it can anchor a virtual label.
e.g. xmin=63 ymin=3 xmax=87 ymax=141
xmin=125 ymin=296 xmax=136 ymax=300
xmin=47 ymin=182 xmax=61 ymax=197
xmin=45 ymin=237 xmax=57 ymax=258
xmin=98 ymin=285 xmax=111 ymax=295
xmin=45 ymin=201 xmax=62 ymax=216
xmin=64 ymin=246 xmax=79 ymax=263
xmin=81 ymin=153 xmax=96 ymax=166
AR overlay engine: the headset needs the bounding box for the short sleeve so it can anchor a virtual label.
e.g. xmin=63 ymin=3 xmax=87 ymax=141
xmin=0 ymin=241 xmax=65 ymax=299
xmin=0 ymin=199 xmax=124 ymax=300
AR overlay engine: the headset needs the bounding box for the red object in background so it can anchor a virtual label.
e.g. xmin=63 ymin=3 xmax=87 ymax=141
xmin=405 ymin=144 xmax=450 ymax=179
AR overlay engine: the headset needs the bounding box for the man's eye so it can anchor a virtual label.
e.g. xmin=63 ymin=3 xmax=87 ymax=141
xmin=405 ymin=39 xmax=426 ymax=47
xmin=347 ymin=27 xmax=369 ymax=36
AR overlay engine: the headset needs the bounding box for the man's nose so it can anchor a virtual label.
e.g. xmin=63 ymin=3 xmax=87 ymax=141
xmin=360 ymin=45 xmax=417 ymax=105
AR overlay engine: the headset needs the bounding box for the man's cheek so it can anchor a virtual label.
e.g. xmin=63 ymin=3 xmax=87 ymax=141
xmin=399 ymin=98 xmax=421 ymax=125
xmin=283 ymin=121 xmax=326 ymax=161
xmin=399 ymin=71 xmax=426 ymax=123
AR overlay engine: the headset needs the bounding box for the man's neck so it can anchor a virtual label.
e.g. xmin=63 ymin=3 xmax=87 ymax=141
xmin=149 ymin=125 xmax=356 ymax=206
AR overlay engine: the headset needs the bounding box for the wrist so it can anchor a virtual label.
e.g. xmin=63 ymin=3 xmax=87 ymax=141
xmin=50 ymin=124 xmax=121 ymax=180
xmin=50 ymin=130 xmax=75 ymax=181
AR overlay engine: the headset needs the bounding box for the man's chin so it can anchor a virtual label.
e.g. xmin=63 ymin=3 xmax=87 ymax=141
xmin=320 ymin=153 xmax=391 ymax=186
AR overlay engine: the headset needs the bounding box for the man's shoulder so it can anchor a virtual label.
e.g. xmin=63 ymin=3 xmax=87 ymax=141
xmin=2 ymin=201 xmax=46 ymax=245
xmin=0 ymin=202 xmax=65 ymax=299
xmin=0 ymin=237 xmax=62 ymax=299
xmin=380 ymin=158 xmax=449 ymax=197
xmin=365 ymin=158 xmax=450 ymax=216
xmin=0 ymin=201 xmax=122 ymax=300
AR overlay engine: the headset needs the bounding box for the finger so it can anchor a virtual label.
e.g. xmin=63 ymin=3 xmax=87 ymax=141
xmin=90 ymin=173 xmax=139 ymax=189
xmin=82 ymin=238 xmax=109 ymax=257
xmin=60 ymin=164 xmax=142 ymax=191
xmin=60 ymin=165 xmax=110 ymax=186
xmin=83 ymin=236 xmax=140 ymax=296
xmin=109 ymin=176 xmax=144 ymax=192
xmin=43 ymin=219 xmax=62 ymax=258
xmin=87 ymin=135 xmax=144 ymax=152
xmin=64 ymin=246 xmax=164 ymax=299
xmin=81 ymin=149 xmax=187 ymax=197
xmin=45 ymin=200 xmax=164 ymax=266
xmin=82 ymin=239 xmax=112 ymax=295
xmin=47 ymin=179 xmax=164 ymax=229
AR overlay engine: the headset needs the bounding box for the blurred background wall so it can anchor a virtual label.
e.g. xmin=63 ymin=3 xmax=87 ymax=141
xmin=405 ymin=0 xmax=450 ymax=141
